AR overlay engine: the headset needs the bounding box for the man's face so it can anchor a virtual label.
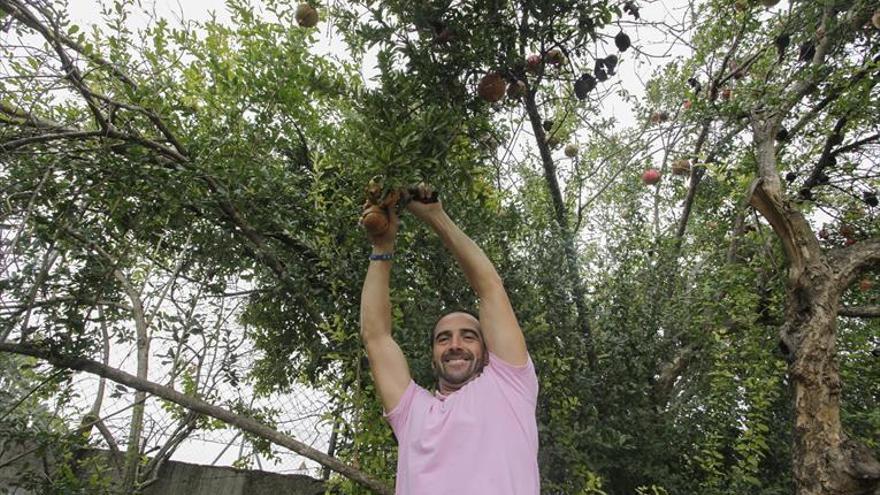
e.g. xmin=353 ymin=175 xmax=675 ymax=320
xmin=432 ymin=312 xmax=488 ymax=389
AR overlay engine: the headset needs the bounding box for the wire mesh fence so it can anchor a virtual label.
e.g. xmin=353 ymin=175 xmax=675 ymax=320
xmin=58 ymin=339 xmax=337 ymax=478
xmin=1 ymin=220 xmax=341 ymax=480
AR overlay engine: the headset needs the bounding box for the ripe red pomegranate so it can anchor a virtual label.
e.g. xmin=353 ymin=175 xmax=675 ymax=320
xmin=642 ymin=168 xmax=661 ymax=185
xmin=526 ymin=54 xmax=542 ymax=73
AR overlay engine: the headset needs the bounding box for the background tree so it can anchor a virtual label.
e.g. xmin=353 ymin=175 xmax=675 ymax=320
xmin=629 ymin=0 xmax=880 ymax=493
xmin=1 ymin=0 xmax=390 ymax=492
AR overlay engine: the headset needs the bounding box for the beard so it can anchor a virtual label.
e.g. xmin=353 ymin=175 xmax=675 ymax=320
xmin=433 ymin=348 xmax=486 ymax=385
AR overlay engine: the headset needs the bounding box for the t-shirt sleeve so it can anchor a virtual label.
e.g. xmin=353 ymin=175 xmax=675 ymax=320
xmin=487 ymin=351 xmax=539 ymax=405
xmin=384 ymin=380 xmax=419 ymax=440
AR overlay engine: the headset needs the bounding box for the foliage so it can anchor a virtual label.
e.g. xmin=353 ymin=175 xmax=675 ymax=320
xmin=0 ymin=356 xmax=114 ymax=493
xmin=1 ymin=0 xmax=878 ymax=493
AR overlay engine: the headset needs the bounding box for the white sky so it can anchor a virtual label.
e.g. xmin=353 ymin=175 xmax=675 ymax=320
xmin=65 ymin=0 xmax=697 ymax=124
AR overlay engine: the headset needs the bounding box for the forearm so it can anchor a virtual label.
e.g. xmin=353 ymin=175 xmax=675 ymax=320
xmin=425 ymin=211 xmax=502 ymax=297
xmin=359 ymin=246 xmax=394 ymax=342
xmin=411 ymin=200 xmax=526 ymax=364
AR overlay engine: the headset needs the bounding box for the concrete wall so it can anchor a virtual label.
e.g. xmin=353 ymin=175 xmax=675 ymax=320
xmin=141 ymin=459 xmax=326 ymax=495
xmin=0 ymin=439 xmax=327 ymax=495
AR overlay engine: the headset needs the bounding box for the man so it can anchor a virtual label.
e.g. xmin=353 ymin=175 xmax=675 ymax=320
xmin=359 ymin=186 xmax=539 ymax=494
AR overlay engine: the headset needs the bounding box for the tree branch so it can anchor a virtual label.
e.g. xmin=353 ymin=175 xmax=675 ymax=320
xmin=785 ymin=51 xmax=880 ymax=143
xmin=523 ymin=90 xmax=596 ymax=368
xmin=838 ymin=306 xmax=880 ymax=318
xmin=832 ymin=132 xmax=880 ymax=157
xmin=0 ymin=130 xmax=105 ymax=153
xmin=0 ymin=342 xmax=393 ymax=495
xmin=827 ymin=239 xmax=880 ymax=290
xmin=801 ymin=116 xmax=847 ymax=194
xmin=2 ymin=0 xmax=108 ymax=129
xmin=0 ymin=0 xmax=137 ymax=89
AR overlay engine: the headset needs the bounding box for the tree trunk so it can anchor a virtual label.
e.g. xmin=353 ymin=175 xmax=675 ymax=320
xmin=749 ymin=121 xmax=880 ymax=495
xmin=522 ymin=91 xmax=596 ymax=368
xmin=115 ymin=269 xmax=149 ymax=493
xmin=784 ymin=267 xmax=880 ymax=495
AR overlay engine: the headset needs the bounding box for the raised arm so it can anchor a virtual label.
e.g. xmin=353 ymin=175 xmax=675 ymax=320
xmin=406 ymin=189 xmax=528 ymax=366
xmin=360 ymin=206 xmax=411 ymax=412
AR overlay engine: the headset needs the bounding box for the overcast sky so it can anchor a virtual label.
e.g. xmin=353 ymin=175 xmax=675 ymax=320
xmin=65 ymin=0 xmax=697 ymax=127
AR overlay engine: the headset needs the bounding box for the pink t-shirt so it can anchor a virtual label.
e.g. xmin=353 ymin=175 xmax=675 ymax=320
xmin=385 ymin=352 xmax=540 ymax=495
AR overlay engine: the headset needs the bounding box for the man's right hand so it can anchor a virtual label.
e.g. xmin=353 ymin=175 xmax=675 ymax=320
xmin=405 ymin=183 xmax=445 ymax=225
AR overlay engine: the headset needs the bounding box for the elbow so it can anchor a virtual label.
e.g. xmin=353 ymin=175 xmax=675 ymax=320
xmin=359 ymin=317 xmax=373 ymax=343
xmin=359 ymin=316 xmax=389 ymax=344
xmin=360 ymin=326 xmax=377 ymax=346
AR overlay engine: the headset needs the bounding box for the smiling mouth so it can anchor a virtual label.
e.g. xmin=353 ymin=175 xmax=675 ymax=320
xmin=443 ymin=356 xmax=472 ymax=367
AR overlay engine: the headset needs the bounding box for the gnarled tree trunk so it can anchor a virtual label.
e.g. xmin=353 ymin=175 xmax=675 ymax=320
xmin=749 ymin=119 xmax=880 ymax=495
xmin=784 ymin=255 xmax=880 ymax=495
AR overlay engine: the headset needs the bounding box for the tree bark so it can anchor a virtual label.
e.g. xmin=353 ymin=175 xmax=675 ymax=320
xmin=777 ymin=251 xmax=880 ymax=495
xmin=749 ymin=118 xmax=880 ymax=495
xmin=114 ymin=268 xmax=149 ymax=493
